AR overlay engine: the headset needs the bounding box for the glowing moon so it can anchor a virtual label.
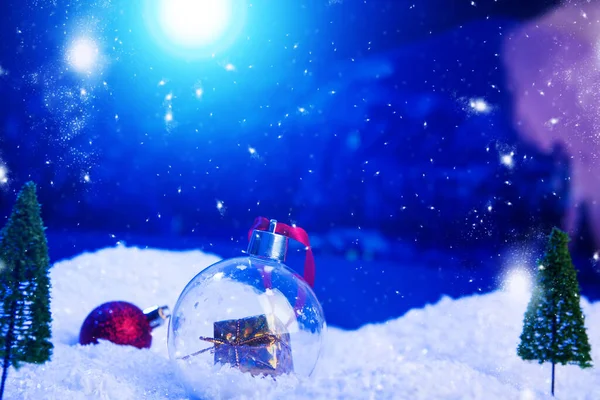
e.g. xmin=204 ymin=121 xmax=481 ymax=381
xmin=158 ymin=0 xmax=233 ymax=48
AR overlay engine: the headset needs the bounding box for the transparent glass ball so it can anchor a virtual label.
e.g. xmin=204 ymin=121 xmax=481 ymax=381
xmin=168 ymin=255 xmax=326 ymax=396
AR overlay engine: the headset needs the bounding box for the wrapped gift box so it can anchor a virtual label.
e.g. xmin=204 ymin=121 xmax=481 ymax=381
xmin=204 ymin=313 xmax=294 ymax=376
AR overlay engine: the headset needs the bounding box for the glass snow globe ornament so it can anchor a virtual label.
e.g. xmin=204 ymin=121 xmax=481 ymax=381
xmin=168 ymin=219 xmax=326 ymax=397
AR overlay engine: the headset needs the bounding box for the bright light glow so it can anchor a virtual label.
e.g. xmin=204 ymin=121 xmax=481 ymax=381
xmin=501 ymin=153 xmax=514 ymax=168
xmin=502 ymin=269 xmax=531 ymax=299
xmin=165 ymin=112 xmax=173 ymax=122
xmin=158 ymin=0 xmax=233 ymax=48
xmin=215 ymin=199 xmax=226 ymax=216
xmin=195 ymin=88 xmax=203 ymax=98
xmin=67 ymin=38 xmax=99 ymax=73
xmin=0 ymin=165 xmax=8 ymax=184
xmin=470 ymin=98 xmax=490 ymax=113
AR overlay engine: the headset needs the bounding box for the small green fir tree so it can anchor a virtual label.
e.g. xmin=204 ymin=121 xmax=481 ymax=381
xmin=517 ymin=227 xmax=592 ymax=396
xmin=0 ymin=182 xmax=53 ymax=400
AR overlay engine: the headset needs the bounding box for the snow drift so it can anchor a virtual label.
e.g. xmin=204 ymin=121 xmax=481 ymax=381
xmin=4 ymin=246 xmax=600 ymax=399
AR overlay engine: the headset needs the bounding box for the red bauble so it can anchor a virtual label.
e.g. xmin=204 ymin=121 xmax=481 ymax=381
xmin=79 ymin=301 xmax=157 ymax=349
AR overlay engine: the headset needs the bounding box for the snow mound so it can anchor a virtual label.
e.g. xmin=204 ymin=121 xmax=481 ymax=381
xmin=5 ymin=246 xmax=600 ymax=399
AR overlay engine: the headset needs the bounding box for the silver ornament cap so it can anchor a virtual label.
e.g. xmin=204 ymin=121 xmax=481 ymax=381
xmin=247 ymin=219 xmax=288 ymax=262
xmin=143 ymin=305 xmax=170 ymax=329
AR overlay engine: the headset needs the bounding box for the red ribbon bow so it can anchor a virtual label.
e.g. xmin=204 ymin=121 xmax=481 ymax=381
xmin=247 ymin=216 xmax=315 ymax=288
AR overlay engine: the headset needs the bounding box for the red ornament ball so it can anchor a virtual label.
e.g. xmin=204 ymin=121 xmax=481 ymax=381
xmin=79 ymin=301 xmax=153 ymax=349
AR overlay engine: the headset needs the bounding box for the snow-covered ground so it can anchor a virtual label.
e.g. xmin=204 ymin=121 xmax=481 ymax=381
xmin=5 ymin=246 xmax=600 ymax=399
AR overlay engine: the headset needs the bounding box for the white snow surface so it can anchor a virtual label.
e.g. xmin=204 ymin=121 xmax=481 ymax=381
xmin=5 ymin=246 xmax=600 ymax=399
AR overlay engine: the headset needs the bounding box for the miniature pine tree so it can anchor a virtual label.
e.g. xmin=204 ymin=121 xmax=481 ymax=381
xmin=0 ymin=182 xmax=53 ymax=400
xmin=517 ymin=227 xmax=592 ymax=397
